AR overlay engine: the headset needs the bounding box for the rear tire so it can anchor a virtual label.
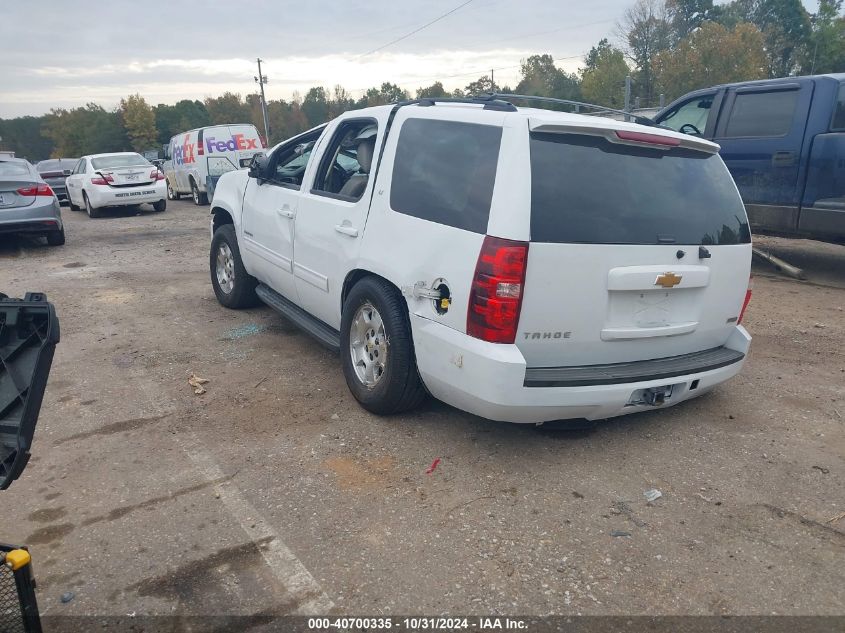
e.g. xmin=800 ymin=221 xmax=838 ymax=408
xmin=83 ymin=192 xmax=100 ymax=218
xmin=191 ymin=179 xmax=208 ymax=206
xmin=153 ymin=199 xmax=166 ymax=212
xmin=167 ymin=180 xmax=180 ymax=200
xmin=210 ymin=224 xmax=258 ymax=308
xmin=46 ymin=227 xmax=65 ymax=246
xmin=340 ymin=277 xmax=426 ymax=415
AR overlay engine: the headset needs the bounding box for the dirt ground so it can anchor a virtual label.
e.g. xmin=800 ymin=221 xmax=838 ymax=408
xmin=1 ymin=200 xmax=843 ymax=618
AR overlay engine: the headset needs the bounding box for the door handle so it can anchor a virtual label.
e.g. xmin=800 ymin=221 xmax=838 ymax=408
xmin=772 ymin=151 xmax=796 ymax=167
xmin=278 ymin=206 xmax=295 ymax=219
xmin=334 ymin=223 xmax=359 ymax=237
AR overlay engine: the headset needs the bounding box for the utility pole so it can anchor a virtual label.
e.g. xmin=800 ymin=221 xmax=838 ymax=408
xmin=624 ymin=75 xmax=632 ymax=122
xmin=254 ymin=58 xmax=270 ymax=145
xmin=490 ymin=68 xmax=494 ymax=92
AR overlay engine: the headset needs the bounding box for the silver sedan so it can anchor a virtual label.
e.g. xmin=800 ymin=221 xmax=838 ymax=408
xmin=0 ymin=158 xmax=65 ymax=245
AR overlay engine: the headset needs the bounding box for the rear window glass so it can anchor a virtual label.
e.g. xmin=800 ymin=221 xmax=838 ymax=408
xmin=0 ymin=162 xmax=31 ymax=177
xmin=722 ymin=90 xmax=798 ymax=138
xmin=390 ymin=118 xmax=502 ymax=234
xmin=529 ymin=132 xmax=750 ymax=246
xmin=91 ymin=154 xmax=149 ymax=169
xmin=832 ymin=83 xmax=845 ymax=130
xmin=37 ymin=159 xmax=76 ymax=172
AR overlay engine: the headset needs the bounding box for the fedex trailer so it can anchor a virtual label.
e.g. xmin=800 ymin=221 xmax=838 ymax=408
xmin=163 ymin=124 xmax=264 ymax=205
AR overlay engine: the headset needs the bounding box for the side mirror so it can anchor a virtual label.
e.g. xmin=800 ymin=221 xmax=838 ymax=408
xmin=248 ymin=153 xmax=270 ymax=182
xmin=0 ymin=293 xmax=60 ymax=490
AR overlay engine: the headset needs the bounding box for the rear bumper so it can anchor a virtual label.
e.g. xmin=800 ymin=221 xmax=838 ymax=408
xmin=87 ymin=181 xmax=166 ymax=208
xmin=411 ymin=316 xmax=751 ymax=424
xmin=0 ymin=198 xmax=62 ymax=234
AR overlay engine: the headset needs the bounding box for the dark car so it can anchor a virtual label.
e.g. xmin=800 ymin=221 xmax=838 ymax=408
xmin=654 ymin=74 xmax=845 ymax=242
xmin=36 ymin=158 xmax=78 ymax=204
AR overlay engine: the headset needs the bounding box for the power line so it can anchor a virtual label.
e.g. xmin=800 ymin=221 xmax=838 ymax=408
xmin=354 ymin=0 xmax=477 ymax=59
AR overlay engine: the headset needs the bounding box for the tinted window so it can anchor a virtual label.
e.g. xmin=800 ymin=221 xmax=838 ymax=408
xmin=658 ymin=94 xmax=713 ymax=135
xmin=91 ymin=154 xmax=150 ymax=169
xmin=269 ymin=128 xmax=323 ymax=189
xmin=722 ymin=90 xmax=798 ymax=138
xmin=831 ymin=83 xmax=845 ymax=131
xmin=390 ymin=119 xmax=502 ymax=233
xmin=530 ymin=132 xmax=750 ymax=246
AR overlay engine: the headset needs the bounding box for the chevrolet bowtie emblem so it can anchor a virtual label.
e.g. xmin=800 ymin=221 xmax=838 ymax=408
xmin=655 ymin=272 xmax=683 ymax=288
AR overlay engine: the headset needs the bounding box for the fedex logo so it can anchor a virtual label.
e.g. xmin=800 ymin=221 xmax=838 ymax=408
xmin=174 ymin=134 xmax=195 ymax=165
xmin=206 ymin=134 xmax=258 ymax=153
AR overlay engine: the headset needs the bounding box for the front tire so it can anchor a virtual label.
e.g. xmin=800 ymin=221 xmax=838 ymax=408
xmin=210 ymin=224 xmax=258 ymax=308
xmin=46 ymin=227 xmax=65 ymax=246
xmin=340 ymin=277 xmax=426 ymax=415
xmin=83 ymin=192 xmax=100 ymax=218
xmin=167 ymin=180 xmax=180 ymax=200
xmin=153 ymin=199 xmax=166 ymax=212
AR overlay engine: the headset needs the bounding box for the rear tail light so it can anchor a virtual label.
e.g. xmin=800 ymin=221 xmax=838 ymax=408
xmin=738 ymin=276 xmax=753 ymax=324
xmin=91 ymin=174 xmax=114 ymax=185
xmin=150 ymin=169 xmax=166 ymax=181
xmin=467 ymin=236 xmax=529 ymax=344
xmin=615 ymin=130 xmax=681 ymax=147
xmin=16 ymin=184 xmax=54 ymax=197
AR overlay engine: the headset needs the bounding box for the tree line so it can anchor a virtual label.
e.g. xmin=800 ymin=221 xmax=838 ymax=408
xmin=1 ymin=0 xmax=841 ymax=161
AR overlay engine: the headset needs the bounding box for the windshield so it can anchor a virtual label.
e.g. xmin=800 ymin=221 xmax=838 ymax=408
xmin=91 ymin=154 xmax=150 ymax=170
xmin=529 ymin=132 xmax=751 ymax=245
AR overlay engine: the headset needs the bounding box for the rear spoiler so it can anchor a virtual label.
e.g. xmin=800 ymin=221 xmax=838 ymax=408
xmin=529 ymin=120 xmax=720 ymax=154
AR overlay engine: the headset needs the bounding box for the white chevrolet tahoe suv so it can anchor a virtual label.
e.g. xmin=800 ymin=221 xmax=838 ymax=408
xmin=208 ymin=95 xmax=753 ymax=424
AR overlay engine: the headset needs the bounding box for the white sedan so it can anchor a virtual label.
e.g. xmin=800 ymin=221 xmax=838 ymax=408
xmin=65 ymin=152 xmax=167 ymax=218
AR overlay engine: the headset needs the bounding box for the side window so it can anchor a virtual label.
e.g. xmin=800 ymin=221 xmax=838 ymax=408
xmin=831 ymin=83 xmax=845 ymax=131
xmin=269 ymin=129 xmax=323 ymax=189
xmin=390 ymin=118 xmax=502 ymax=233
xmin=658 ymin=94 xmax=714 ymax=135
xmin=311 ymin=119 xmax=378 ymax=202
xmin=721 ymin=89 xmax=798 ymax=138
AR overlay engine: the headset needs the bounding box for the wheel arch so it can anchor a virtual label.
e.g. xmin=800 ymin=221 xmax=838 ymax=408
xmin=341 ymin=269 xmax=405 ymax=313
xmin=211 ymin=205 xmax=234 ymax=233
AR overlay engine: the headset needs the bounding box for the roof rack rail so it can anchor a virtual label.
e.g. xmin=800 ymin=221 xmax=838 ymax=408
xmin=476 ymin=93 xmax=658 ymax=127
xmin=392 ymin=96 xmax=518 ymax=112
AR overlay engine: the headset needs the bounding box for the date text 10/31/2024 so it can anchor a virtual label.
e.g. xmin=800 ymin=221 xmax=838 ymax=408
xmin=308 ymin=617 xmax=528 ymax=630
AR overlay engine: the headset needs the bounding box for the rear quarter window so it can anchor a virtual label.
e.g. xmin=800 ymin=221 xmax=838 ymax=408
xmin=529 ymin=132 xmax=751 ymax=246
xmin=721 ymin=90 xmax=798 ymax=138
xmin=390 ymin=118 xmax=502 ymax=233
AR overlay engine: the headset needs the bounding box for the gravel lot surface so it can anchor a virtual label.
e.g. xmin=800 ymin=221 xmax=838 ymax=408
xmin=1 ymin=201 xmax=843 ymax=617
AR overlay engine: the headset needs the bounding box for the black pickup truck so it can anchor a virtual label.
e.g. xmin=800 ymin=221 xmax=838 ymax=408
xmin=654 ymin=73 xmax=845 ymax=242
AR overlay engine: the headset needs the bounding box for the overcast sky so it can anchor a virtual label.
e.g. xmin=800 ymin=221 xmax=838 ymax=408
xmin=0 ymin=0 xmax=821 ymax=118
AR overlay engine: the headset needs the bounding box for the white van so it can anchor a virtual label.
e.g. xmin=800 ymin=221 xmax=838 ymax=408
xmin=163 ymin=124 xmax=263 ymax=205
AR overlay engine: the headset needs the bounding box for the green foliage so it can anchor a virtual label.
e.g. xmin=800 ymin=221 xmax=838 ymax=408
xmin=653 ymin=22 xmax=768 ymax=100
xmin=42 ymin=104 xmax=128 ymax=157
xmin=516 ymin=54 xmax=581 ymax=102
xmin=581 ymin=43 xmax=631 ymax=108
xmin=416 ymin=81 xmax=450 ymax=99
xmin=120 ymin=94 xmax=158 ymax=152
xmin=204 ymin=92 xmax=252 ymax=126
xmin=0 ymin=116 xmax=54 ymax=161
xmin=154 ymin=100 xmax=211 ymax=145
xmin=806 ymin=0 xmax=845 ymax=73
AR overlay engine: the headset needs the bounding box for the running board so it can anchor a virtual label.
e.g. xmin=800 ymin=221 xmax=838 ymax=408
xmin=255 ymin=284 xmax=340 ymax=352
